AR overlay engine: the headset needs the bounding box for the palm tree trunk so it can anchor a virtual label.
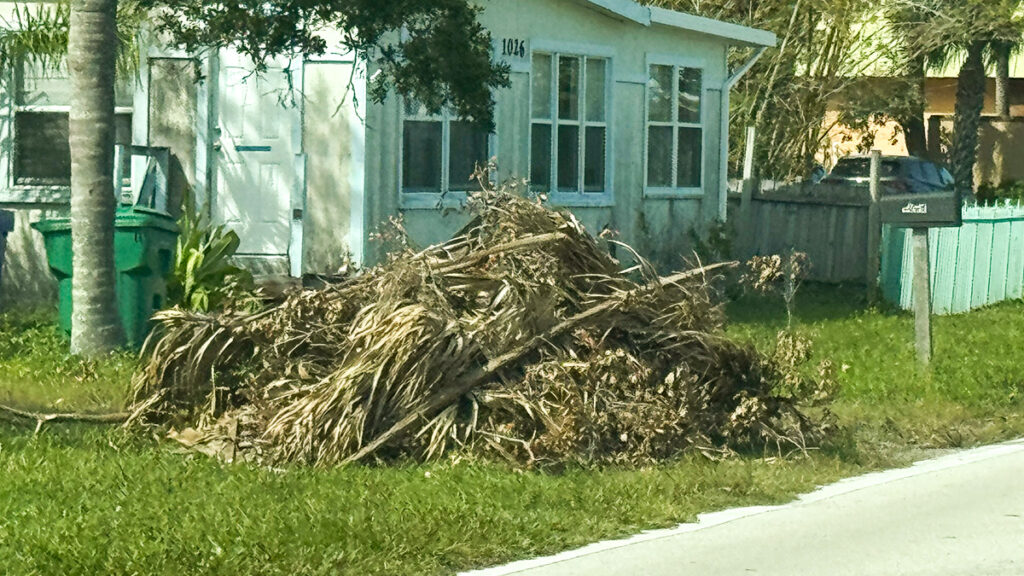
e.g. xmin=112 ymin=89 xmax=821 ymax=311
xmin=951 ymin=42 xmax=987 ymax=198
xmin=995 ymin=43 xmax=1012 ymax=120
xmin=68 ymin=0 xmax=123 ymax=355
xmin=902 ymin=54 xmax=929 ymax=158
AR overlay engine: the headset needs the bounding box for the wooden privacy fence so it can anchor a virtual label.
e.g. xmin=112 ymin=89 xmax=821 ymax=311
xmin=881 ymin=202 xmax=1024 ymax=315
xmin=729 ymin=185 xmax=1024 ymax=315
xmin=729 ymin=183 xmax=871 ymax=283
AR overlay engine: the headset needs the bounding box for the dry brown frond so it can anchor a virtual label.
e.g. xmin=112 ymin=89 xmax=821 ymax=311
xmin=127 ymin=181 xmax=834 ymax=467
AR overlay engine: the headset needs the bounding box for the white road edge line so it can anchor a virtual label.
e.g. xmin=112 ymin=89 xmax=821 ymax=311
xmin=459 ymin=437 xmax=1024 ymax=576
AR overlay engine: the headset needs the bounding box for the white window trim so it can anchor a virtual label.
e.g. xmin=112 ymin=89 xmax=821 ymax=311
xmin=397 ymin=97 xmax=497 ymax=211
xmin=643 ymin=54 xmax=708 ymax=199
xmin=0 ymin=62 xmax=135 ymax=204
xmin=529 ymin=40 xmax=615 ymax=208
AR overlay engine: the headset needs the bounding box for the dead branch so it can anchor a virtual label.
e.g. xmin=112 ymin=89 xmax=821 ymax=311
xmin=341 ymin=261 xmax=737 ymax=465
xmin=0 ymin=403 xmax=128 ymax=433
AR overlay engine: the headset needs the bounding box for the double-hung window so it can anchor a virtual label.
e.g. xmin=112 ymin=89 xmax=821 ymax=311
xmin=646 ymin=63 xmax=704 ymax=193
xmin=12 ymin=59 xmax=133 ymax=189
xmin=401 ymin=100 xmax=490 ymax=197
xmin=530 ymin=52 xmax=609 ymax=199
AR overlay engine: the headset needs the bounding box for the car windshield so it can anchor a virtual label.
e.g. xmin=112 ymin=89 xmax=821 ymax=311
xmin=829 ymin=158 xmax=901 ymax=178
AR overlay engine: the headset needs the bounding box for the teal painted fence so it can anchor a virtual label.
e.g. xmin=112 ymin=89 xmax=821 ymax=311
xmin=881 ymin=203 xmax=1024 ymax=315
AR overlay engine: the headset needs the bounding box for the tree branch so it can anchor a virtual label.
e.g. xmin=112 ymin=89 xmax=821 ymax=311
xmin=0 ymin=403 xmax=128 ymax=433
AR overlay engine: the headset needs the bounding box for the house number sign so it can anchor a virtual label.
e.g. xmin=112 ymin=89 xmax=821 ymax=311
xmin=500 ymin=38 xmax=528 ymax=59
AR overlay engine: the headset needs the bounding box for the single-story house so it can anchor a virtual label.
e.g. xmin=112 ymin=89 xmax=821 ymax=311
xmin=0 ymin=0 xmax=776 ymax=303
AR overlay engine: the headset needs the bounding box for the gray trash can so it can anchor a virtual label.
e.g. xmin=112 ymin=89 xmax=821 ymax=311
xmin=0 ymin=209 xmax=13 ymax=297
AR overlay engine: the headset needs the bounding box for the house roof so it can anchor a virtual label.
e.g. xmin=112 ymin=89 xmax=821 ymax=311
xmin=570 ymin=0 xmax=777 ymax=48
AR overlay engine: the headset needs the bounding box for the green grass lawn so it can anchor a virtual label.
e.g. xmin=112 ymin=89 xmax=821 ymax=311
xmin=0 ymin=424 xmax=866 ymax=575
xmin=0 ymin=310 xmax=133 ymax=413
xmin=1 ymin=289 xmax=1023 ymax=575
xmin=727 ymin=285 xmax=1024 ymax=447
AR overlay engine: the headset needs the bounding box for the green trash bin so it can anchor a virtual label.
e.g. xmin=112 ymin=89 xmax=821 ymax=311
xmin=33 ymin=206 xmax=179 ymax=348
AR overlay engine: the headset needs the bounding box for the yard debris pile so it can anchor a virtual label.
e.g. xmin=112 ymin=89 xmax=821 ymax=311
xmin=127 ymin=187 xmax=833 ymax=466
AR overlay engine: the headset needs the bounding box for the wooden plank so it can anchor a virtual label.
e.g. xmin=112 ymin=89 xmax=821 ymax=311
xmin=900 ymin=228 xmax=915 ymax=309
xmin=931 ymin=226 xmax=958 ymax=315
xmin=951 ymin=220 xmax=977 ymax=314
xmin=971 ymin=219 xmax=994 ymax=311
xmin=825 ymin=206 xmax=839 ymax=281
xmin=880 ymin=225 xmax=900 ymax=304
xmin=738 ymin=174 xmax=758 ymax=258
xmin=756 ymin=201 xmax=773 ymax=256
xmin=848 ymin=207 xmax=867 ymax=282
xmin=987 ymin=207 xmax=1011 ymax=303
xmin=1007 ymin=216 xmax=1024 ymax=299
xmin=785 ymin=203 xmax=798 ymax=256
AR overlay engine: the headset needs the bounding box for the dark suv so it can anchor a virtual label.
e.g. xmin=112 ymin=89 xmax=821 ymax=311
xmin=823 ymin=155 xmax=954 ymax=194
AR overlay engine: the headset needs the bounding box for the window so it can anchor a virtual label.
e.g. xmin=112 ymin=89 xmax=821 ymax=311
xmin=531 ymin=53 xmax=608 ymax=196
xmin=646 ymin=64 xmax=704 ymax=192
xmin=401 ymin=100 xmax=489 ymax=195
xmin=13 ymin=59 xmax=133 ymax=187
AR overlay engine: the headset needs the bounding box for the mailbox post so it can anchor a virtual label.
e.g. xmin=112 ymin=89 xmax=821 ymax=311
xmin=873 ymin=155 xmax=963 ymax=368
xmin=911 ymin=228 xmax=932 ymax=366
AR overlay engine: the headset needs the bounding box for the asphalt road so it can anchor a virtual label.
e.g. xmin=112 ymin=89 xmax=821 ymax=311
xmin=472 ymin=440 xmax=1024 ymax=576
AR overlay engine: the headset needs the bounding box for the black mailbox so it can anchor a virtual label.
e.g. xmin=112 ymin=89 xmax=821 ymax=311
xmin=879 ymin=190 xmax=962 ymax=228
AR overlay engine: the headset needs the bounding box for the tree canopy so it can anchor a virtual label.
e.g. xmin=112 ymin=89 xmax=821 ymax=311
xmin=651 ymin=0 xmax=1024 ymax=183
xmin=142 ymin=0 xmax=510 ymax=128
xmin=0 ymin=0 xmax=509 ymax=128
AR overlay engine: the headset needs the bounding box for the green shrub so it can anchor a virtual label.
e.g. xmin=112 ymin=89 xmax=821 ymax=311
xmin=167 ymin=195 xmax=256 ymax=313
xmin=976 ymin=180 xmax=1024 ymax=205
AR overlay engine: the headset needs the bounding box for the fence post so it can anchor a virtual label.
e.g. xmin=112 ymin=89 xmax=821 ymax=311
xmin=912 ymin=227 xmax=932 ymax=366
xmin=867 ymin=150 xmax=882 ymax=304
xmin=738 ymin=126 xmax=757 ymax=257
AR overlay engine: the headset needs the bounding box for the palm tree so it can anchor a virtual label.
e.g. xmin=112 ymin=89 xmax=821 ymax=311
xmin=0 ymin=2 xmax=142 ymax=356
xmin=67 ymin=0 xmax=123 ymax=355
xmin=991 ymin=40 xmax=1016 ymax=120
xmin=950 ymin=41 xmax=988 ymax=195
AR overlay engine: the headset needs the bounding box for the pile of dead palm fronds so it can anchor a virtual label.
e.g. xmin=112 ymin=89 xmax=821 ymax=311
xmin=127 ymin=184 xmax=835 ymax=467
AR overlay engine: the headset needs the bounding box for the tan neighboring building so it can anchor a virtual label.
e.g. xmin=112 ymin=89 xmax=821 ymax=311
xmin=825 ymin=75 xmax=1024 ymax=187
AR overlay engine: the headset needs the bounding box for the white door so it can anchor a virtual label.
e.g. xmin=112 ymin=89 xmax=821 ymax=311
xmin=214 ymin=51 xmax=302 ymax=266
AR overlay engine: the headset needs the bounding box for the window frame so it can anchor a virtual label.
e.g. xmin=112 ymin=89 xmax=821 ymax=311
xmin=398 ymin=97 xmax=496 ymax=210
xmin=2 ymin=58 xmax=134 ymax=203
xmin=643 ymin=54 xmax=707 ymax=199
xmin=529 ymin=40 xmax=615 ymax=208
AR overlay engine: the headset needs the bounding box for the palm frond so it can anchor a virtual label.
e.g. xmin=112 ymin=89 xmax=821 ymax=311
xmin=127 ymin=180 xmax=835 ymax=467
xmin=0 ymin=0 xmax=142 ymax=76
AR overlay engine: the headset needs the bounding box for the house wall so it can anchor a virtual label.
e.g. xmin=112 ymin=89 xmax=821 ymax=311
xmin=147 ymin=57 xmax=199 ymax=216
xmin=924 ymin=78 xmax=1024 ymax=117
xmin=301 ymin=59 xmax=363 ymax=274
xmin=0 ymin=206 xmax=58 ymax=306
xmin=0 ymin=2 xmax=58 ymax=304
xmin=927 ymin=116 xmax=1024 ymax=187
xmin=364 ymin=0 xmax=730 ymax=269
